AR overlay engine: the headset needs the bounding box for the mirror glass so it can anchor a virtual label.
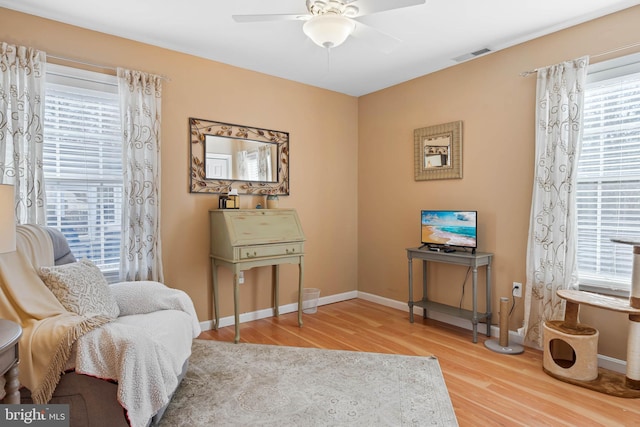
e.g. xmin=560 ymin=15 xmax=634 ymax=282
xmin=422 ymin=135 xmax=451 ymax=169
xmin=205 ymin=136 xmax=278 ymax=182
xmin=190 ymin=118 xmax=289 ymax=195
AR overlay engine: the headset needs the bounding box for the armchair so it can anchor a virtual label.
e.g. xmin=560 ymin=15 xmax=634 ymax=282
xmin=0 ymin=225 xmax=200 ymax=427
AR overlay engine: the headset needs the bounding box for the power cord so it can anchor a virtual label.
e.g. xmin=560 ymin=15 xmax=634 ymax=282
xmin=509 ymin=293 xmax=516 ymax=316
xmin=459 ymin=269 xmax=517 ymax=320
xmin=458 ymin=266 xmax=472 ymax=309
xmin=509 ymin=285 xmax=519 ymax=316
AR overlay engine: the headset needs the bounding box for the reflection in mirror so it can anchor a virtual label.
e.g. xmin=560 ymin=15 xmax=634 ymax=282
xmin=423 ymin=135 xmax=451 ymax=169
xmin=205 ymin=136 xmax=278 ymax=182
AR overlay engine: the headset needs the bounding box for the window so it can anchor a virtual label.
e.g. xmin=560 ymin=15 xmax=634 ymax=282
xmin=577 ymin=53 xmax=640 ymax=295
xmin=43 ymin=65 xmax=122 ymax=282
xmin=245 ymin=150 xmax=260 ymax=181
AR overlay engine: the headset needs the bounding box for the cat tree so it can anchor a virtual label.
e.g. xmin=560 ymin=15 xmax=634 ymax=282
xmin=543 ymin=238 xmax=640 ymax=398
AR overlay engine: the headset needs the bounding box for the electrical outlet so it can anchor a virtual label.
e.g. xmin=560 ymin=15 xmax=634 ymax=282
xmin=238 ymin=271 xmax=244 ymax=284
xmin=512 ymin=282 xmax=522 ymax=298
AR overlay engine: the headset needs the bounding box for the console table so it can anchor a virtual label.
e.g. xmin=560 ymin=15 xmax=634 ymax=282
xmin=209 ymin=209 xmax=305 ymax=343
xmin=0 ymin=319 xmax=22 ymax=404
xmin=406 ymin=247 xmax=493 ymax=343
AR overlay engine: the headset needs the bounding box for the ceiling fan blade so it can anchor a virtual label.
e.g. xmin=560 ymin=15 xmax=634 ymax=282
xmin=351 ymin=21 xmax=401 ymax=54
xmin=349 ymin=0 xmax=426 ymax=17
xmin=232 ymin=14 xmax=308 ymax=23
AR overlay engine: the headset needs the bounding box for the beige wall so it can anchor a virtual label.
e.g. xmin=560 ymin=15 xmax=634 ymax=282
xmin=3 ymin=5 xmax=639 ymax=360
xmin=358 ymin=5 xmax=640 ymax=360
xmin=0 ymin=8 xmax=359 ymax=323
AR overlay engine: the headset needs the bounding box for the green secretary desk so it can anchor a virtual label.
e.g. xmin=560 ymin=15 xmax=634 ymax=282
xmin=209 ymin=209 xmax=305 ymax=343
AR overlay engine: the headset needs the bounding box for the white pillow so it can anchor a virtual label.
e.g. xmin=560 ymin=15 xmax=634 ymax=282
xmin=39 ymin=258 xmax=119 ymax=319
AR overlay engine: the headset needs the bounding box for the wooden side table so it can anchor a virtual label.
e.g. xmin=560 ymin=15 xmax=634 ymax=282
xmin=0 ymin=319 xmax=22 ymax=404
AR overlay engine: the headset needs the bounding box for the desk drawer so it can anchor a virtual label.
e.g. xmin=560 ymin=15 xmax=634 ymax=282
xmin=237 ymin=243 xmax=304 ymax=259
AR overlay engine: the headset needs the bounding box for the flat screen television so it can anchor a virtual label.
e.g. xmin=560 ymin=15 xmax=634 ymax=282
xmin=420 ymin=210 xmax=477 ymax=253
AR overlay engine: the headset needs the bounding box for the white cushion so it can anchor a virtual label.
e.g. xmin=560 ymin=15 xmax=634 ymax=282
xmin=39 ymin=259 xmax=119 ymax=319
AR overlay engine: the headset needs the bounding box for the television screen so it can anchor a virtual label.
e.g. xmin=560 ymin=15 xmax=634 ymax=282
xmin=421 ymin=210 xmax=477 ymax=250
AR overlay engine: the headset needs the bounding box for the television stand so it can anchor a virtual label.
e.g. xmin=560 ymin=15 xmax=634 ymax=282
xmin=406 ymin=247 xmax=493 ymax=343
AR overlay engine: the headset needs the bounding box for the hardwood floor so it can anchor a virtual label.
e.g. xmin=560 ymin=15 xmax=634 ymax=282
xmin=198 ymin=299 xmax=639 ymax=426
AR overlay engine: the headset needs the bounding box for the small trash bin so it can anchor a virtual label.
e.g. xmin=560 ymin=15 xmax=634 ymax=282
xmin=302 ymin=288 xmax=321 ymax=314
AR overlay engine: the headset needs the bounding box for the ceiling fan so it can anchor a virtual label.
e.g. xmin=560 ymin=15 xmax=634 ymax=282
xmin=232 ymin=0 xmax=427 ymax=53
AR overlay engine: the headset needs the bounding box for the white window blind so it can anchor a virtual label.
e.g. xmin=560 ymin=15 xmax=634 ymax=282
xmin=577 ymin=54 xmax=640 ymax=294
xmin=43 ymin=65 xmax=122 ymax=282
xmin=246 ymin=150 xmax=260 ymax=181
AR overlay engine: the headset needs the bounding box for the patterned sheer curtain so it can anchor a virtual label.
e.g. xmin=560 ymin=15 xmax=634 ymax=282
xmin=117 ymin=68 xmax=164 ymax=282
xmin=523 ymin=56 xmax=589 ymax=347
xmin=258 ymin=144 xmax=272 ymax=181
xmin=0 ymin=42 xmax=46 ymax=224
xmin=236 ymin=150 xmax=248 ymax=179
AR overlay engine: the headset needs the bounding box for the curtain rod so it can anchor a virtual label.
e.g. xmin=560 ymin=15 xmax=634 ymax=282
xmin=47 ymin=54 xmax=171 ymax=82
xmin=519 ymin=41 xmax=640 ymax=77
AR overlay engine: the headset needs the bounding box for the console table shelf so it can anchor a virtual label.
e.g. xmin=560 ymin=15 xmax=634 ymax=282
xmin=412 ymin=300 xmax=480 ymax=323
xmin=406 ymin=247 xmax=493 ymax=343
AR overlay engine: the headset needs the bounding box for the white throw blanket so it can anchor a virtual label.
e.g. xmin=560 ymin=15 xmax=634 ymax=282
xmin=74 ymin=281 xmax=201 ymax=427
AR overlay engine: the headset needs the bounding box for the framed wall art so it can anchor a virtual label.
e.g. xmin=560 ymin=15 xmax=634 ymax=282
xmin=414 ymin=121 xmax=462 ymax=181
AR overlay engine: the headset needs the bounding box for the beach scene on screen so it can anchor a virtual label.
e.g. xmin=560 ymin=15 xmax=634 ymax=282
xmin=421 ymin=211 xmax=477 ymax=247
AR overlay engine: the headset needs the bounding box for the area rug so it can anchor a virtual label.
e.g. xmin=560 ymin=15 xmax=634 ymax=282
xmin=158 ymin=339 xmax=458 ymax=426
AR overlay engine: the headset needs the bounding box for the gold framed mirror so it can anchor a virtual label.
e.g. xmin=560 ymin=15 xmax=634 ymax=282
xmin=189 ymin=118 xmax=289 ymax=195
xmin=414 ymin=121 xmax=462 ymax=181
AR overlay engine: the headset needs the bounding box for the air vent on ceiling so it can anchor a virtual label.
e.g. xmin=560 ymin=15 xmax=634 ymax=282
xmin=453 ymin=48 xmax=492 ymax=63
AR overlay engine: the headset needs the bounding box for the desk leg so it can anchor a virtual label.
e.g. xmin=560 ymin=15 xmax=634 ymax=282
xmin=233 ymin=271 xmax=241 ymax=343
xmin=298 ymin=257 xmax=304 ymax=327
xmin=408 ymin=256 xmax=414 ymax=323
xmin=273 ymin=265 xmax=280 ymax=317
xmin=472 ymin=266 xmax=479 ymax=343
xmin=486 ymin=261 xmax=492 ymax=337
xmin=211 ymin=262 xmax=220 ymax=330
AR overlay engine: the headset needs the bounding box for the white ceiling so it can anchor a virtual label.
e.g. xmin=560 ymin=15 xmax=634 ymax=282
xmin=1 ymin=0 xmax=639 ymax=96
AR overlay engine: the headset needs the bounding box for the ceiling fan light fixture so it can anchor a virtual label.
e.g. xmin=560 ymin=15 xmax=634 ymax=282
xmin=303 ymin=14 xmax=355 ymax=49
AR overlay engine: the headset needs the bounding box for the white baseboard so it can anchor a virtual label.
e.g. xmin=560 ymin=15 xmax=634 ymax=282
xmin=199 ymin=290 xmax=626 ymax=374
xmin=199 ymin=290 xmax=358 ymax=331
xmin=597 ymin=354 xmax=627 ymax=374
